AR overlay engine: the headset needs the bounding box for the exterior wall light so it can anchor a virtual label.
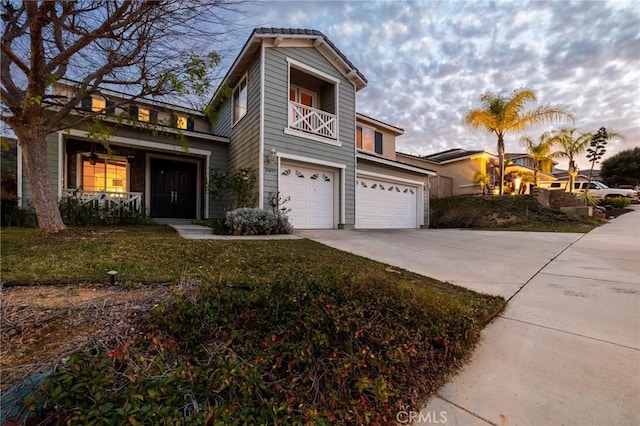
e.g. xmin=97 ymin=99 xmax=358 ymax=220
xmin=267 ymin=147 xmax=277 ymax=164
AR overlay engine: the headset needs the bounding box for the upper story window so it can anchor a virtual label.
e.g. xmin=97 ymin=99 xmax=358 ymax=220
xmin=176 ymin=115 xmax=188 ymax=129
xmin=91 ymin=98 xmax=106 ymax=113
xmin=82 ymin=96 xmax=113 ymax=114
xmin=173 ymin=114 xmax=194 ymax=131
xmin=233 ymin=75 xmax=248 ymax=124
xmin=357 ymin=126 xmax=383 ymax=154
xmin=138 ymin=107 xmax=150 ymax=122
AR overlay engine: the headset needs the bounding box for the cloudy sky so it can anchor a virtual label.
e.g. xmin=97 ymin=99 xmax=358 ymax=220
xmin=220 ymin=0 xmax=639 ymax=171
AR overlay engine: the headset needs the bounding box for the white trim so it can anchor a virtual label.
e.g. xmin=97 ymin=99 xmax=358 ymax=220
xmin=74 ymin=152 xmax=130 ymax=192
xmin=356 ymin=113 xmax=404 ymax=135
xmin=204 ymin=154 xmax=210 ymax=218
xmin=17 ymin=144 xmax=23 ymax=207
xmin=232 ymin=73 xmax=248 ymax=127
xmin=278 ymin=152 xmax=347 ymax=228
xmin=356 ymin=170 xmax=425 ymax=187
xmin=287 ymin=57 xmax=341 ymax=84
xmin=356 ymin=153 xmax=436 ymax=175
xmin=146 ymin=153 xmax=203 ymax=220
xmin=283 ymin=128 xmax=342 ymax=146
xmin=65 ymin=129 xmax=212 ymax=156
xmin=259 ymin=42 xmax=266 ymax=209
xmin=57 ymin=132 xmax=64 ymax=198
xmin=341 ymin=165 xmax=346 ymax=225
xmin=290 ymin=85 xmax=317 ymax=108
xmin=279 ymin=156 xmax=344 ymax=230
xmin=352 ymin=83 xmax=357 ymax=227
xmin=277 ymin=152 xmax=346 ymax=171
xmin=356 ymin=171 xmax=425 ymax=228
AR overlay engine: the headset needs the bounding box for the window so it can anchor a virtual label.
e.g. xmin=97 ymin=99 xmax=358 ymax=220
xmin=82 ymin=97 xmax=112 ymax=114
xmin=176 ymin=115 xmax=188 ymax=129
xmin=233 ymin=75 xmax=248 ymax=124
xmin=91 ymin=98 xmax=106 ymax=113
xmin=356 ymin=126 xmax=383 ymax=154
xmin=173 ymin=114 xmax=194 ymax=131
xmin=81 ymin=156 xmax=128 ymax=193
xmin=138 ymin=107 xmax=150 ymax=122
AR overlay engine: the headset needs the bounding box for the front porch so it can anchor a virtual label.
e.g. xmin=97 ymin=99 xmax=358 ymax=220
xmin=62 ymin=138 xmax=207 ymax=219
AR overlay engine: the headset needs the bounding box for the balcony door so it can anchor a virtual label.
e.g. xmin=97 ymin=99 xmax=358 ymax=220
xmin=150 ymin=158 xmax=197 ymax=218
xmin=290 ymin=86 xmax=316 ymax=107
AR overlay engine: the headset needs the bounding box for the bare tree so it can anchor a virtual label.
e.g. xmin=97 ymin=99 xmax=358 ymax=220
xmin=1 ymin=0 xmax=244 ymax=232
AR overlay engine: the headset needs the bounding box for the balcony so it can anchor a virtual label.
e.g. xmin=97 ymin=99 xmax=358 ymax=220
xmin=63 ymin=189 xmax=143 ymax=211
xmin=289 ymin=101 xmax=336 ymax=140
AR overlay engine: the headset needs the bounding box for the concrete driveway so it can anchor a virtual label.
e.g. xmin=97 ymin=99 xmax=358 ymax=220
xmin=297 ymin=207 xmax=640 ymax=425
xmin=297 ymin=228 xmax=581 ymax=299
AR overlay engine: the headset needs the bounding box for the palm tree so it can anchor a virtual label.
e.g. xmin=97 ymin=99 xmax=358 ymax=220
xmin=519 ymin=131 xmax=554 ymax=186
xmin=549 ymin=128 xmax=591 ymax=193
xmin=473 ymin=170 xmax=492 ymax=195
xmin=465 ymin=88 xmax=574 ymax=195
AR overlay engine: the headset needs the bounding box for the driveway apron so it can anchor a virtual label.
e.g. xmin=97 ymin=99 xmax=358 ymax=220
xmin=298 ymin=207 xmax=640 ymax=425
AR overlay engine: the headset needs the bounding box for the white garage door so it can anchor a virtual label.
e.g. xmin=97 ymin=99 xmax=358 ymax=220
xmin=356 ymin=176 xmax=418 ymax=229
xmin=279 ymin=164 xmax=334 ymax=229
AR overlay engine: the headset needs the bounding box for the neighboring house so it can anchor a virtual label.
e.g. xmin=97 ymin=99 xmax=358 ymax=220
xmin=16 ymin=28 xmax=435 ymax=229
xmin=397 ymin=148 xmax=557 ymax=197
xmin=397 ymin=148 xmax=497 ymax=197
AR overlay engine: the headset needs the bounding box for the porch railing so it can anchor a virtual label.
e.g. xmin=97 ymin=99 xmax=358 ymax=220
xmin=63 ymin=189 xmax=143 ymax=211
xmin=289 ymin=101 xmax=336 ymax=139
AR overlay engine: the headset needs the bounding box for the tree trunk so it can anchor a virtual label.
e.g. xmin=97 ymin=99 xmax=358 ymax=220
xmin=16 ymin=131 xmax=67 ymax=233
xmin=568 ymin=159 xmax=576 ymax=194
xmin=497 ymin=135 xmax=505 ymax=195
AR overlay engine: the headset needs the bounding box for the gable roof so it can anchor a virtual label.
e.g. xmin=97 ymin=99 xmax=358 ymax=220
xmin=208 ymin=27 xmax=367 ymax=107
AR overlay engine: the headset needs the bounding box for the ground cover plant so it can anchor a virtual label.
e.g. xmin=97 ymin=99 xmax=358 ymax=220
xmin=0 ymin=226 xmax=504 ymax=424
xmin=430 ymin=195 xmax=604 ymax=232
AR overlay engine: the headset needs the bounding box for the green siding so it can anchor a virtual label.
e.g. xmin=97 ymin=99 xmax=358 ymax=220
xmin=263 ymin=46 xmax=357 ymax=226
xmin=224 ymin=51 xmax=262 ymax=200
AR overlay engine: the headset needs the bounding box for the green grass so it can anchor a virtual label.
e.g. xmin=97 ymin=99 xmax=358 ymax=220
xmin=2 ymin=225 xmax=504 ymax=423
xmin=430 ymin=195 xmax=604 ymax=232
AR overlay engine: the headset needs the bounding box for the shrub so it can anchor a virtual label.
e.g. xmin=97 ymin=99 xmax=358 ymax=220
xmin=58 ymin=197 xmax=150 ymax=226
xmin=1 ymin=199 xmax=37 ymax=227
xmin=226 ymin=207 xmax=292 ymax=235
xmin=29 ymin=271 xmax=501 ymax=424
xmin=599 ymin=196 xmax=631 ymax=209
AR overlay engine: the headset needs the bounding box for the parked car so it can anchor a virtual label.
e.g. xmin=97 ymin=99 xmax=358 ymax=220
xmin=539 ymin=180 xmax=639 ymax=202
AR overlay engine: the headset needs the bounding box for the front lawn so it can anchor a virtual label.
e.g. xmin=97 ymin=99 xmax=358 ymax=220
xmin=1 ymin=226 xmax=504 ymax=424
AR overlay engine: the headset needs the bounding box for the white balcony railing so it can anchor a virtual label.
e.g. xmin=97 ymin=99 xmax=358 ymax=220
xmin=289 ymin=101 xmax=336 ymax=139
xmin=63 ymin=189 xmax=143 ymax=211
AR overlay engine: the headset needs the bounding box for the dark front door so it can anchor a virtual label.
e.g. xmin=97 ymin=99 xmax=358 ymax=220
xmin=150 ymin=158 xmax=198 ymax=218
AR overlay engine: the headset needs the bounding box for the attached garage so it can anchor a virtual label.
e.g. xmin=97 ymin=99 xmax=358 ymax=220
xmin=279 ymin=162 xmax=336 ymax=229
xmin=356 ymin=175 xmax=420 ymax=229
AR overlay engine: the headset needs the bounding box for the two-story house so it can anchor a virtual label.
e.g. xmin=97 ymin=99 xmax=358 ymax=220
xmin=16 ymin=28 xmax=434 ymax=229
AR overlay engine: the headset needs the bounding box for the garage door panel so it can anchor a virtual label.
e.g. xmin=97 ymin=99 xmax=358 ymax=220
xmin=280 ymin=164 xmax=334 ymax=229
xmin=356 ymin=177 xmax=418 ymax=229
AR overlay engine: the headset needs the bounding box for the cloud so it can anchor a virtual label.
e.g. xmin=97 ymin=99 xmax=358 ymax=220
xmin=221 ymin=0 xmax=639 ymax=170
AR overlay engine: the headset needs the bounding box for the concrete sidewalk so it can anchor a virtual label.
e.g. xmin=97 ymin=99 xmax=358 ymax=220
xmin=299 ymin=208 xmax=640 ymax=425
xmin=420 ymin=207 xmax=640 ymax=425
